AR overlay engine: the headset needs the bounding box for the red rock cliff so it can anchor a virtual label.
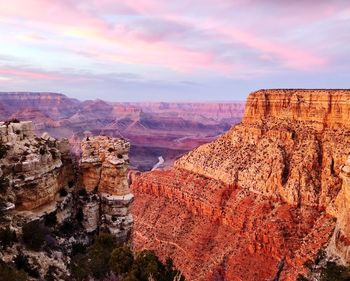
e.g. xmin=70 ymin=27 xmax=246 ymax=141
xmin=131 ymin=89 xmax=350 ymax=281
xmin=243 ymin=89 xmax=350 ymax=130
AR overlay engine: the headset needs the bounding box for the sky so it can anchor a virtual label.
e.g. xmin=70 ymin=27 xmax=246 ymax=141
xmin=0 ymin=0 xmax=349 ymax=101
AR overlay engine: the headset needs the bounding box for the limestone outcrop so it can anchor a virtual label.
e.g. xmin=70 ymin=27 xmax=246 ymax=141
xmin=80 ymin=136 xmax=133 ymax=240
xmin=131 ymin=89 xmax=350 ymax=280
xmin=0 ymin=121 xmax=134 ymax=279
xmin=0 ymin=121 xmax=74 ymax=210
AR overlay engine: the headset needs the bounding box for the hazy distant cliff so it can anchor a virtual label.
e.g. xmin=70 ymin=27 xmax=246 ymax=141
xmin=0 ymin=92 xmax=245 ymax=170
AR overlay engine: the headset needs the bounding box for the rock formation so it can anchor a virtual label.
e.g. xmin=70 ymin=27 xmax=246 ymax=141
xmin=0 ymin=121 xmax=74 ymax=210
xmin=329 ymin=154 xmax=350 ymax=263
xmin=0 ymin=120 xmax=133 ymax=279
xmin=80 ymin=136 xmax=133 ymax=241
xmin=131 ymin=89 xmax=350 ymax=280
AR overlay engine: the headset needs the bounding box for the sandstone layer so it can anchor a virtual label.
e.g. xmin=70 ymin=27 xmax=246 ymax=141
xmin=131 ymin=89 xmax=350 ymax=280
xmin=80 ymin=136 xmax=133 ymax=240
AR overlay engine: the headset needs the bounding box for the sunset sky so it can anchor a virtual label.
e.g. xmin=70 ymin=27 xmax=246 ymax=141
xmin=0 ymin=0 xmax=349 ymax=101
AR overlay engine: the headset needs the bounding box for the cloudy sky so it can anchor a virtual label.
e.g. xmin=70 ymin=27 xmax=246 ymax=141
xmin=0 ymin=0 xmax=349 ymax=101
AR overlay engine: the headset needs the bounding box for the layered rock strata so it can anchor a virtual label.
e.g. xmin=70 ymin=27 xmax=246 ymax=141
xmin=0 ymin=121 xmax=74 ymax=210
xmin=132 ymin=89 xmax=350 ymax=280
xmin=80 ymin=136 xmax=133 ymax=240
xmin=0 ymin=122 xmax=134 ymax=279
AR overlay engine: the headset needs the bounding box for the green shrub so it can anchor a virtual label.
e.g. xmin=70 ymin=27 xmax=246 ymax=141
xmin=0 ymin=226 xmax=16 ymax=249
xmin=76 ymin=208 xmax=84 ymax=223
xmin=131 ymin=250 xmax=163 ymax=281
xmin=88 ymin=233 xmax=117 ymax=278
xmin=71 ymin=243 xmax=86 ymax=256
xmin=49 ymin=149 xmax=59 ymax=159
xmin=14 ymin=253 xmax=40 ymax=278
xmin=70 ymin=232 xmax=117 ymax=280
xmin=70 ymin=253 xmax=89 ymax=281
xmin=69 ymin=232 xmax=185 ymax=281
xmin=39 ymin=146 xmax=47 ymax=155
xmin=163 ymin=257 xmax=185 ymax=281
xmin=22 ymin=221 xmax=46 ymax=251
xmin=320 ymin=261 xmax=350 ymax=281
xmin=128 ymin=251 xmax=185 ymax=281
xmin=44 ymin=265 xmax=58 ymax=281
xmin=59 ymin=188 xmax=68 ymax=197
xmin=110 ymin=246 xmax=134 ymax=275
xmin=78 ymin=188 xmax=87 ymax=197
xmin=0 ymin=260 xmax=27 ymax=281
xmin=0 ymin=177 xmax=10 ymax=194
xmin=0 ymin=144 xmax=9 ymax=159
xmin=44 ymin=212 xmax=57 ymax=227
xmin=59 ymin=220 xmax=74 ymax=235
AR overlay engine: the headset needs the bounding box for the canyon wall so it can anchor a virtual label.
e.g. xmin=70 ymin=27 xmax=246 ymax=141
xmin=243 ymin=89 xmax=350 ymax=129
xmin=175 ymin=89 xmax=350 ymax=207
xmin=131 ymin=89 xmax=350 ymax=280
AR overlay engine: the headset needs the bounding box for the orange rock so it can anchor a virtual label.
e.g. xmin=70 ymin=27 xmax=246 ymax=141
xmin=131 ymin=89 xmax=350 ymax=280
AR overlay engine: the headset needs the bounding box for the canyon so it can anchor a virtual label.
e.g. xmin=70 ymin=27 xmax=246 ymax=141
xmin=131 ymin=89 xmax=350 ymax=280
xmin=0 ymin=92 xmax=245 ymax=171
xmin=1 ymin=89 xmax=350 ymax=280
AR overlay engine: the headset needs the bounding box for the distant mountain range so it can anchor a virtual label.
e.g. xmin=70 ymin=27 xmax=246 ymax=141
xmin=0 ymin=92 xmax=245 ymax=170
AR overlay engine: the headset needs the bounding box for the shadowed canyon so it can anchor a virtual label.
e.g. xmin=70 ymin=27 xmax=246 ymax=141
xmin=1 ymin=89 xmax=350 ymax=281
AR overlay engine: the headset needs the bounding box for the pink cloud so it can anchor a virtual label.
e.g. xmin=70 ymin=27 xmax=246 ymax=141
xmin=0 ymin=0 xmax=347 ymax=77
xmin=214 ymin=26 xmax=327 ymax=70
xmin=0 ymin=68 xmax=64 ymax=80
xmin=0 ymin=0 xmax=232 ymax=73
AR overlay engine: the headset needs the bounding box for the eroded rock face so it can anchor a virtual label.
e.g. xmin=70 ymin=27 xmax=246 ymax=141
xmin=0 ymin=121 xmax=74 ymax=210
xmin=80 ymin=136 xmax=133 ymax=240
xmin=131 ymin=89 xmax=350 ymax=280
xmin=243 ymin=89 xmax=350 ymax=129
xmin=175 ymin=90 xmax=350 ymax=208
xmin=132 ymin=170 xmax=335 ymax=281
xmin=329 ymin=155 xmax=350 ymax=263
xmin=81 ymin=136 xmax=130 ymax=194
xmin=0 ymin=122 xmax=134 ymax=279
